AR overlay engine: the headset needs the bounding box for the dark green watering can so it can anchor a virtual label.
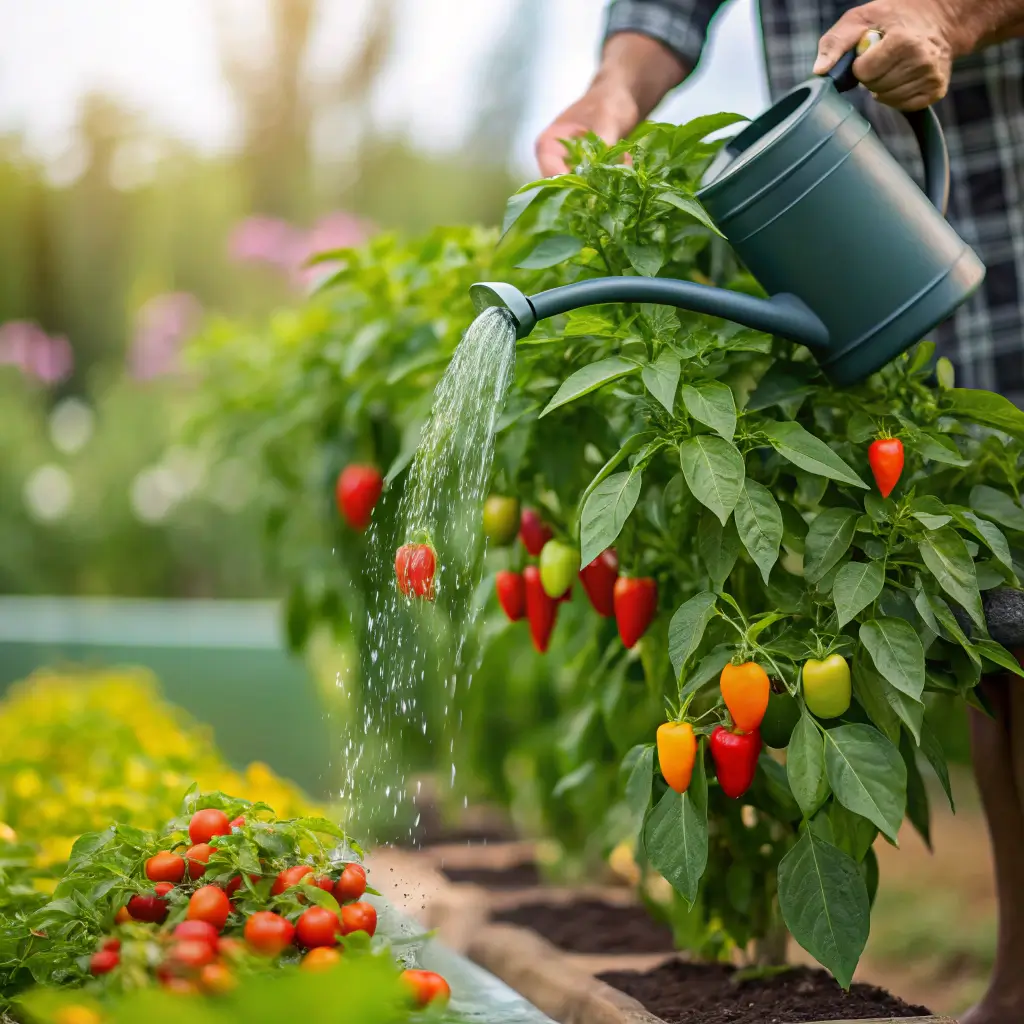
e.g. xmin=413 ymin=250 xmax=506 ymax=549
xmin=472 ymin=45 xmax=985 ymax=386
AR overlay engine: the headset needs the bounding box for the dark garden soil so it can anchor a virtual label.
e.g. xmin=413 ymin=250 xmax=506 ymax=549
xmin=599 ymin=960 xmax=933 ymax=1024
xmin=439 ymin=861 xmax=542 ymax=889
xmin=493 ymin=899 xmax=675 ymax=954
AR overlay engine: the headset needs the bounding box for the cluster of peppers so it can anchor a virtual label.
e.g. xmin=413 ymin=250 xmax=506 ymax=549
xmin=484 ymin=497 xmax=658 ymax=654
xmin=659 ymin=649 xmax=856 ymax=800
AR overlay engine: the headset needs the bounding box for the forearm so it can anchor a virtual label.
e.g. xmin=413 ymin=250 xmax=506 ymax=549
xmin=951 ymin=0 xmax=1024 ymax=52
xmin=592 ymin=32 xmax=689 ymax=120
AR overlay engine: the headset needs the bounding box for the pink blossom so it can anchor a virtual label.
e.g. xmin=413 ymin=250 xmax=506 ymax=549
xmin=0 ymin=321 xmax=74 ymax=384
xmin=227 ymin=211 xmax=375 ymax=291
xmin=129 ymin=292 xmax=203 ymax=380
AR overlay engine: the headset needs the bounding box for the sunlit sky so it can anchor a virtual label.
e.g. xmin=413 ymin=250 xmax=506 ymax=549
xmin=0 ymin=0 xmax=770 ymax=178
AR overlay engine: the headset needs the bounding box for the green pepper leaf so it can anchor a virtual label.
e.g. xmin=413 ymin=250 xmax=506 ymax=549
xmin=832 ymin=561 xmax=885 ymax=627
xmin=668 ymin=592 xmax=719 ymax=681
xmin=761 ymin=420 xmax=867 ymax=488
xmin=824 ymin=724 xmax=906 ymax=842
xmin=698 ymin=511 xmax=741 ymax=591
xmin=642 ymin=744 xmax=709 ymax=906
xmin=734 ymin=479 xmax=783 ymax=584
xmin=579 ymin=470 xmax=642 ymax=567
xmin=680 ymin=381 xmax=737 ymax=440
xmin=777 ymin=829 xmax=870 ymax=990
xmin=788 ymin=711 xmax=831 ymax=819
xmin=541 ymin=357 xmax=640 ymax=417
xmin=859 ymin=618 xmax=925 ymax=701
xmin=642 ymin=350 xmax=681 ymax=413
xmin=804 ymin=508 xmax=859 ymax=584
xmin=679 ymin=435 xmax=745 ymax=525
xmin=918 ymin=528 xmax=985 ymax=630
xmin=969 ymin=485 xmax=1024 ymax=533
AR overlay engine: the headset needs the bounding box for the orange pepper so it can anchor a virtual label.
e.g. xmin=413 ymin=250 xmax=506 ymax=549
xmin=720 ymin=661 xmax=770 ymax=732
xmin=656 ymin=721 xmax=697 ymax=794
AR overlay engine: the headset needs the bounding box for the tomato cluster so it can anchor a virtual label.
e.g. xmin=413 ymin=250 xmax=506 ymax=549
xmin=487 ymin=500 xmax=658 ymax=654
xmin=85 ymin=808 xmax=424 ymax=1000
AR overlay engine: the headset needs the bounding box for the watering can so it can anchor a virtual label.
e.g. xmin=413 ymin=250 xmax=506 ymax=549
xmin=471 ymin=43 xmax=985 ymax=386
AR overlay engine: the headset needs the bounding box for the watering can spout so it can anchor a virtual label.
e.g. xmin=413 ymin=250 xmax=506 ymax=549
xmin=469 ymin=278 xmax=830 ymax=350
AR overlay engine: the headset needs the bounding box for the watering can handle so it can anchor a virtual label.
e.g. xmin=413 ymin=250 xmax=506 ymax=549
xmin=825 ymin=47 xmax=951 ymax=216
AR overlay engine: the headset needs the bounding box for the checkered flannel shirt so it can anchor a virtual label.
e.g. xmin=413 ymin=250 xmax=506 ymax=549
xmin=605 ymin=0 xmax=1024 ymax=400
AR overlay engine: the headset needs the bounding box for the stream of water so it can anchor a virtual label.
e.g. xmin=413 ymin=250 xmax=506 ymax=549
xmin=340 ymin=307 xmax=518 ymax=840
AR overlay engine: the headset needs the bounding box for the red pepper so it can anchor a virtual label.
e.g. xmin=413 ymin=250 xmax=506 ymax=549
xmin=495 ymin=570 xmax=525 ymax=622
xmin=579 ymin=549 xmax=618 ymax=617
xmin=335 ymin=465 xmax=383 ymax=531
xmin=519 ymin=508 xmax=553 ymax=557
xmin=709 ymin=725 xmax=762 ymax=799
xmin=867 ymin=437 xmax=904 ymax=499
xmin=395 ymin=543 xmax=436 ymax=600
xmin=523 ymin=565 xmax=557 ymax=653
xmin=613 ymin=576 xmax=657 ymax=648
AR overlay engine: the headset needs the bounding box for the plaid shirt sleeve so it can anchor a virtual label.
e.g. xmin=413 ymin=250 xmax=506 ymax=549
xmin=604 ymin=0 xmax=729 ymax=70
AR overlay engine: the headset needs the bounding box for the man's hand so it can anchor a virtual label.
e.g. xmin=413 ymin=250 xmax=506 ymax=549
xmin=536 ymin=81 xmax=642 ymax=177
xmin=535 ymin=33 xmax=688 ymax=177
xmin=812 ymin=0 xmax=979 ymax=110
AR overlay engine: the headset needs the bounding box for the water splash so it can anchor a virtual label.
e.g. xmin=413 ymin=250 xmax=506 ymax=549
xmin=343 ymin=307 xmax=517 ymax=841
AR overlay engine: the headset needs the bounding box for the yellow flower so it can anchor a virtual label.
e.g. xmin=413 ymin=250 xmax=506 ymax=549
xmin=12 ymin=769 xmax=42 ymax=799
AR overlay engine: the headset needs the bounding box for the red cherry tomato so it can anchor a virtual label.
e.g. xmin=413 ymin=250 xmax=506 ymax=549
xmin=613 ymin=576 xmax=657 ymax=648
xmin=153 ymin=882 xmax=175 ymax=897
xmin=184 ymin=843 xmax=214 ymax=879
xmin=339 ymin=901 xmax=377 ymax=937
xmin=333 ymin=863 xmax=367 ymax=903
xmin=188 ymin=808 xmax=231 ymax=845
xmin=90 ymin=949 xmax=119 ymax=975
xmin=336 ymin=465 xmax=384 ymax=530
xmin=271 ymin=864 xmax=314 ymax=896
xmin=495 ymin=570 xmax=526 ymax=622
xmin=100 ymin=937 xmax=121 ymax=953
xmin=173 ymin=920 xmax=220 ymax=951
xmin=579 ymin=549 xmax=618 ymax=617
xmin=401 ymin=969 xmax=451 ymax=1008
xmin=301 ymin=946 xmax=342 ymax=972
xmin=145 ymin=851 xmax=186 ymax=884
xmin=395 ymin=543 xmax=436 ymax=599
xmin=244 ymin=911 xmax=295 ymax=955
xmin=296 ymin=906 xmax=341 ymax=948
xmin=225 ymin=873 xmax=261 ymax=899
xmin=519 ymin=508 xmax=553 ymax=556
xmin=229 ymin=815 xmax=245 ymax=830
xmin=187 ymin=885 xmax=231 ymax=931
xmin=199 ymin=962 xmax=237 ymax=995
xmin=126 ymin=891 xmax=169 ymax=924
xmin=167 ymin=939 xmax=217 ymax=970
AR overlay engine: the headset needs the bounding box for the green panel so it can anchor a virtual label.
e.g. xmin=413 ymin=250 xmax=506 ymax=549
xmin=0 ymin=598 xmax=335 ymax=798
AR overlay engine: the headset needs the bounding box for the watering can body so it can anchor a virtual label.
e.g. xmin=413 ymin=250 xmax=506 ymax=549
xmin=696 ymin=73 xmax=984 ymax=385
xmin=472 ymin=48 xmax=985 ymax=386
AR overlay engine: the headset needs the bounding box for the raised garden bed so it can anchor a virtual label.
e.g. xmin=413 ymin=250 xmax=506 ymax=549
xmin=374 ymin=844 xmax=957 ymax=1024
xmin=441 ymin=861 xmax=544 ymax=889
xmin=493 ymin=900 xmax=675 ymax=955
xmin=600 ymin=960 xmax=935 ymax=1024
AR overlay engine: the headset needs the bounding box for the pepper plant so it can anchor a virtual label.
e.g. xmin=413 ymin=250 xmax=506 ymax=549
xmin=187 ymin=114 xmax=1024 ymax=985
